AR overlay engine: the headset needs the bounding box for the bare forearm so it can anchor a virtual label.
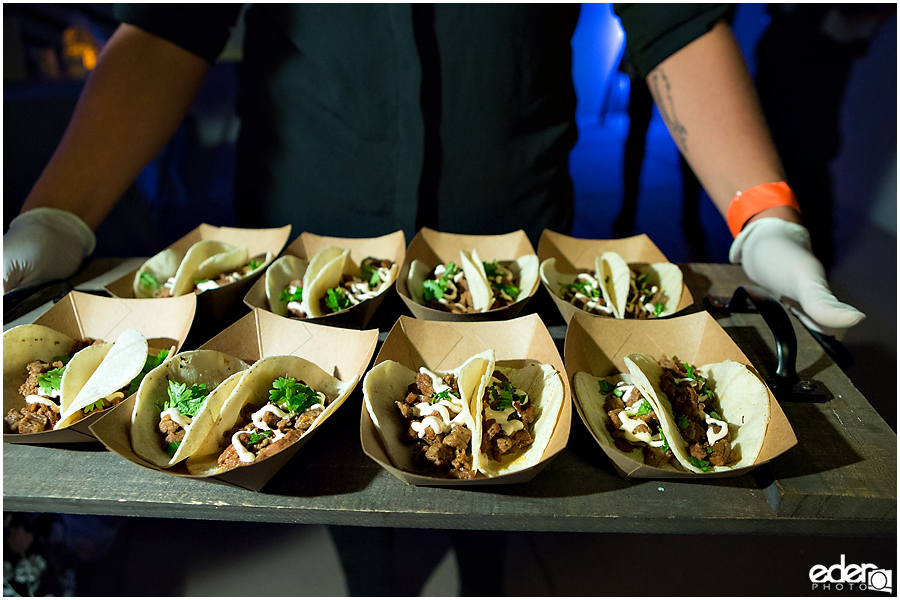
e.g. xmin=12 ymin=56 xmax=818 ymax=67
xmin=21 ymin=24 xmax=210 ymax=229
xmin=646 ymin=21 xmax=800 ymax=226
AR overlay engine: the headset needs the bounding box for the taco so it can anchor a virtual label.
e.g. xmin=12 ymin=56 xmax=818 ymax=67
xmin=408 ymin=251 xmax=538 ymax=314
xmin=54 ymin=329 xmax=158 ymax=430
xmin=572 ymin=371 xmax=677 ymax=470
xmin=3 ymin=324 xmax=98 ymax=434
xmin=184 ymin=355 xmax=358 ymax=475
xmin=625 ymin=354 xmax=771 ymax=473
xmin=131 ymin=350 xmax=250 ymax=468
xmin=596 ymin=252 xmax=682 ymax=319
xmin=268 ymin=247 xmax=398 ymax=319
xmin=134 ymin=240 xmax=271 ymax=298
xmin=363 ymin=351 xmax=493 ymax=478
xmin=470 ymin=359 xmax=565 ymax=477
xmin=539 ymin=258 xmax=616 ymax=317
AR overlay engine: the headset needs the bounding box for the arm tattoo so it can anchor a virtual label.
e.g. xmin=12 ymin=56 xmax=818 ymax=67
xmin=649 ymin=68 xmax=688 ymax=155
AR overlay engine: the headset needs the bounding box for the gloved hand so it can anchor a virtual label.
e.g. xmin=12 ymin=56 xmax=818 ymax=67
xmin=729 ymin=217 xmax=865 ymax=336
xmin=3 ymin=207 xmax=96 ymax=294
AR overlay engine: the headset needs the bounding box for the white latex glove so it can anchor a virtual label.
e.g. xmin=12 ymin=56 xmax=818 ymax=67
xmin=729 ymin=217 xmax=865 ymax=336
xmin=3 ymin=207 xmax=96 ymax=293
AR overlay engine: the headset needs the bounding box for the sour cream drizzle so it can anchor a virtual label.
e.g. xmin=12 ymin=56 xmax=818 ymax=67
xmin=611 ymin=383 xmax=666 ymax=448
xmin=160 ymin=407 xmax=192 ymax=429
xmin=705 ymin=413 xmax=729 ymax=446
xmin=409 ymin=367 xmax=464 ymax=438
xmin=24 ymin=395 xmax=58 ymax=408
xmin=483 ymin=377 xmax=529 ymax=437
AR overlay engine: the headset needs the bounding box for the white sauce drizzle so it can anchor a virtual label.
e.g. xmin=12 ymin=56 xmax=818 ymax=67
xmin=612 ymin=384 xmax=666 ymax=448
xmin=160 ymin=407 xmax=192 ymax=429
xmin=705 ymin=413 xmax=729 ymax=446
xmin=24 ymin=395 xmax=58 ymax=408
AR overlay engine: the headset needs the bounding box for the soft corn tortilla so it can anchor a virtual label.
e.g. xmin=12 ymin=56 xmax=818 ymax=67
xmin=171 ymin=240 xmax=247 ymax=296
xmin=471 ymin=360 xmax=565 ymax=477
xmin=572 ymin=370 xmax=680 ymax=472
xmin=133 ymin=249 xmax=184 ymax=298
xmin=362 ymin=350 xmax=493 ymax=475
xmin=185 ymin=354 xmax=358 ymax=476
xmin=303 ymin=250 xmax=351 ymax=318
xmin=131 ymin=349 xmax=250 ymax=468
xmin=624 ymin=354 xmax=771 ymax=473
xmin=265 ymin=255 xmax=310 ymax=317
xmin=56 ymin=329 xmax=150 ymax=429
xmin=596 ymin=252 xmax=630 ymax=319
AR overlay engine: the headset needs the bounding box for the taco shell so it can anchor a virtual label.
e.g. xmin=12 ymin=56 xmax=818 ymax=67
xmin=265 ymin=255 xmax=310 ymax=317
xmin=131 ymin=350 xmax=250 ymax=468
xmin=133 ymin=249 xmax=184 ymax=298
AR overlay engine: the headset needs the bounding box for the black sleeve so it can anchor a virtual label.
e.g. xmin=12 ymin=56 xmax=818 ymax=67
xmin=113 ymin=4 xmax=245 ymax=63
xmin=613 ymin=4 xmax=733 ymax=78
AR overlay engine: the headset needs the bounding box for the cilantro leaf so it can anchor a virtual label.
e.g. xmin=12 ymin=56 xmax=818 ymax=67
xmin=431 ymin=389 xmax=452 ymax=404
xmin=361 ymin=263 xmax=381 ymax=288
xmin=598 ymin=380 xmax=616 ymax=396
xmin=687 ymin=456 xmax=713 ymax=472
xmin=139 ymin=271 xmax=161 ymax=291
xmin=166 ymin=441 xmax=181 ymax=458
xmin=489 ymin=381 xmax=523 ymax=411
xmin=249 ymin=259 xmax=262 ymax=271
xmin=706 ymin=447 xmax=715 ymax=454
xmin=269 ymin=377 xmax=321 ymax=414
xmin=127 ymin=349 xmax=171 ymax=396
xmin=423 ymin=279 xmax=445 ymax=302
xmin=247 ymin=430 xmax=274 ymax=445
xmin=280 ymin=285 xmax=303 ymax=303
xmin=495 ymin=282 xmax=519 ymax=300
xmin=159 ymin=381 xmax=210 ymax=417
xmin=653 ymin=302 xmax=665 ymax=317
xmin=482 ymin=260 xmax=499 ymax=279
xmin=325 ymin=287 xmax=350 ymax=312
xmin=37 ymin=366 xmax=66 ymax=393
xmin=659 ymin=430 xmax=670 ymax=452
xmin=677 ymin=414 xmax=690 ymax=429
xmin=709 ymin=410 xmax=722 ymax=420
xmin=83 ymin=399 xmax=105 ymax=415
xmin=683 ymin=362 xmax=695 ymax=379
xmin=627 ymin=400 xmax=653 ymax=417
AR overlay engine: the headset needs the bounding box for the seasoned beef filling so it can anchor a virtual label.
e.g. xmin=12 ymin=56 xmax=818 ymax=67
xmin=396 ymin=370 xmax=476 ymax=479
xmin=423 ymin=263 xmax=476 ymax=314
xmin=601 ymin=379 xmax=673 ymax=468
xmin=479 ymin=371 xmax=535 ymax=463
xmin=559 ymin=271 xmax=614 ymax=316
xmin=623 ymin=272 xmax=669 ymax=319
xmin=658 ymin=356 xmax=735 ymax=469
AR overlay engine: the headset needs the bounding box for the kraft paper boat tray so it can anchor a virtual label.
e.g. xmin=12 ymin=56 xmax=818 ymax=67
xmin=536 ymin=229 xmax=694 ymax=324
xmin=105 ymin=223 xmax=292 ymax=320
xmin=4 ymin=291 xmax=196 ymax=444
xmin=244 ymin=230 xmax=406 ymax=329
xmin=360 ymin=313 xmax=572 ymax=485
xmin=564 ymin=311 xmax=797 ymax=479
xmin=395 ymin=227 xmax=540 ymax=322
xmin=89 ymin=308 xmax=378 ymax=492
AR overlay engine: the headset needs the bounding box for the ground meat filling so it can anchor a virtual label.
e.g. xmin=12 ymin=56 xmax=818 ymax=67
xmin=479 ymin=371 xmax=535 ymax=463
xmin=624 ymin=272 xmax=669 ymax=319
xmin=481 ymin=260 xmax=519 ymax=311
xmin=5 ymin=338 xmax=98 ymax=434
xmin=559 ymin=271 xmax=614 ymax=316
xmin=217 ymin=381 xmax=327 ymax=471
xmin=601 ymin=380 xmax=673 ymax=469
xmin=396 ymin=370 xmax=476 ymax=479
xmin=658 ymin=356 xmax=736 ymax=468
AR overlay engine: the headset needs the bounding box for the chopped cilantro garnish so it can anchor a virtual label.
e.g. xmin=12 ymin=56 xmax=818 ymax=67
xmin=706 ymin=447 xmax=715 ymax=454
xmin=166 ymin=441 xmax=181 ymax=458
xmin=247 ymin=430 xmax=274 ymax=445
xmin=482 ymin=260 xmax=500 ymax=279
xmin=139 ymin=271 xmax=161 ymax=291
xmin=683 ymin=362 xmax=695 ymax=379
xmin=325 ymin=287 xmax=350 ymax=312
xmin=249 ymin=259 xmax=262 ymax=271
xmin=431 ymin=389 xmax=452 ymax=404
xmin=83 ymin=399 xmax=105 ymax=414
xmin=36 ymin=366 xmax=66 ymax=393
xmin=653 ymin=302 xmax=664 ymax=317
xmin=127 ymin=349 xmax=170 ymax=395
xmin=361 ymin=263 xmax=381 ymax=287
xmin=659 ymin=430 xmax=670 ymax=452
xmin=561 ymin=281 xmax=600 ymax=299
xmin=194 ymin=279 xmax=211 ymax=286
xmin=598 ymin=380 xmax=616 ymax=396
xmin=709 ymin=410 xmax=721 ymax=420
xmin=280 ymin=285 xmax=303 ymax=303
xmin=159 ymin=381 xmax=210 ymax=417
xmin=626 ymin=400 xmax=653 ymax=417
xmin=677 ymin=414 xmax=690 ymax=429
xmin=687 ymin=456 xmax=713 ymax=472
xmin=423 ymin=262 xmax=458 ymax=302
xmin=495 ymin=282 xmax=519 ymax=300
xmin=489 ymin=381 xmax=525 ymax=411
xmin=269 ymin=377 xmax=320 ymax=414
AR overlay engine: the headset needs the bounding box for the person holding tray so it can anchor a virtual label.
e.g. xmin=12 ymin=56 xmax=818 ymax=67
xmin=2 ymin=5 xmax=865 ymax=594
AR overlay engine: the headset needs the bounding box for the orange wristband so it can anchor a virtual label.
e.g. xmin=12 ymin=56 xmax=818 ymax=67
xmin=726 ymin=181 xmax=801 ymax=237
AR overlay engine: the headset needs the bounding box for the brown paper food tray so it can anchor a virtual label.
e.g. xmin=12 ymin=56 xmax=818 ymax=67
xmin=4 ymin=291 xmax=196 ymax=444
xmin=244 ymin=230 xmax=406 ymax=329
xmin=395 ymin=227 xmax=540 ymax=322
xmin=564 ymin=311 xmax=797 ymax=479
xmin=360 ymin=314 xmax=572 ymax=485
xmin=104 ymin=224 xmax=291 ymax=320
xmin=536 ymin=229 xmax=694 ymax=324
xmin=89 ymin=308 xmax=378 ymax=492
